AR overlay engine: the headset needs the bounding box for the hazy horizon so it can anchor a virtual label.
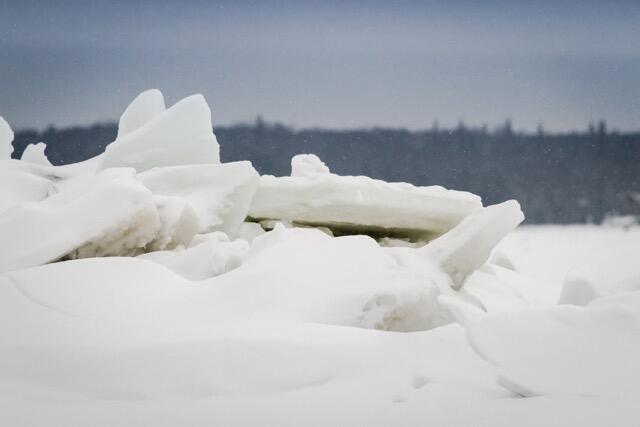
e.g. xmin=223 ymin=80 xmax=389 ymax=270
xmin=2 ymin=0 xmax=639 ymax=132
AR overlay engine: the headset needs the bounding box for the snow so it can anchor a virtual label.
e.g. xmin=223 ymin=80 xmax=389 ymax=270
xmin=1 ymin=89 xmax=639 ymax=426
xmin=291 ymin=153 xmax=330 ymax=177
xmin=467 ymin=290 xmax=640 ymax=398
xmin=0 ymin=160 xmax=56 ymax=213
xmin=20 ymin=142 xmax=52 ymax=166
xmin=138 ymin=231 xmax=249 ymax=280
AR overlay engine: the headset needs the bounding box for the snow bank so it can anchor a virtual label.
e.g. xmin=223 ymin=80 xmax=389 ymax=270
xmin=139 ymin=232 xmax=249 ymax=280
xmin=138 ymin=161 xmax=259 ymax=235
xmin=101 ymin=93 xmax=220 ymax=171
xmin=249 ymin=157 xmax=482 ymax=239
xmin=467 ymin=291 xmax=640 ymax=398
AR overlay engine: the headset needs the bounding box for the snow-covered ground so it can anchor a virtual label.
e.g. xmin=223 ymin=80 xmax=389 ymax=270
xmin=1 ymin=91 xmax=638 ymax=426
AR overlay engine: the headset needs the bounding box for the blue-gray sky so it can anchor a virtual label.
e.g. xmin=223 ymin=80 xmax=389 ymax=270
xmin=1 ymin=0 xmax=639 ymax=131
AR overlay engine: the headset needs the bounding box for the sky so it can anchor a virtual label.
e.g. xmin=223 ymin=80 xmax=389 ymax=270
xmin=1 ymin=0 xmax=639 ymax=132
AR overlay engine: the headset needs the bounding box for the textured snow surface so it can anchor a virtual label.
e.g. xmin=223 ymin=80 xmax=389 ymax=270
xmin=1 ymin=91 xmax=638 ymax=426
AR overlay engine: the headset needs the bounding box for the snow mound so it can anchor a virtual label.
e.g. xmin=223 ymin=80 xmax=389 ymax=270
xmin=101 ymin=92 xmax=220 ymax=171
xmin=139 ymin=231 xmax=249 ymax=280
xmin=467 ymin=291 xmax=640 ymax=398
xmin=424 ymin=200 xmax=524 ymax=289
xmin=291 ymin=153 xmax=330 ymax=177
xmin=20 ymin=142 xmax=52 ymax=166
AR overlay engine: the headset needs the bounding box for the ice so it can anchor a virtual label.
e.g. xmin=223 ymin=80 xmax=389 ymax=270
xmin=19 ymin=142 xmax=52 ymax=166
xmin=2 ymin=89 xmax=639 ymax=426
xmin=145 ymin=195 xmax=199 ymax=251
xmin=101 ymin=93 xmax=220 ymax=171
xmin=0 ymin=168 xmax=160 ymax=273
xmin=138 ymin=161 xmax=259 ymax=235
xmin=116 ymin=88 xmax=166 ymax=138
xmin=0 ymin=160 xmax=56 ymax=213
xmin=423 ymin=200 xmax=524 ymax=289
xmin=290 ymin=153 xmax=330 ymax=177
xmin=249 ymin=157 xmax=482 ymax=239
xmin=0 ymin=116 xmax=13 ymax=159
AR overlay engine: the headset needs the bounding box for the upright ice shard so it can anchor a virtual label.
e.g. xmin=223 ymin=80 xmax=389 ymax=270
xmin=117 ymin=89 xmax=166 ymax=138
xmin=0 ymin=116 xmax=14 ymax=160
xmin=101 ymin=93 xmax=220 ymax=172
xmin=423 ymin=200 xmax=524 ymax=289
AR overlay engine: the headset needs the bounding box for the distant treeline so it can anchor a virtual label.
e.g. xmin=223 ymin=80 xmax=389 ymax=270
xmin=11 ymin=120 xmax=640 ymax=224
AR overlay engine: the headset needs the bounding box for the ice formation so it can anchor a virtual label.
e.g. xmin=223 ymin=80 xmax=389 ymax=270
xmin=137 ymin=161 xmax=259 ymax=235
xmin=0 ymin=116 xmax=14 ymax=159
xmin=1 ymin=90 xmax=638 ymax=426
xmin=291 ymin=153 xmax=330 ymax=177
xmin=116 ymin=88 xmax=166 ymax=138
xmin=101 ymin=93 xmax=220 ymax=171
xmin=0 ymin=168 xmax=160 ymax=273
xmin=249 ymin=168 xmax=482 ymax=240
xmin=20 ymin=142 xmax=52 ymax=166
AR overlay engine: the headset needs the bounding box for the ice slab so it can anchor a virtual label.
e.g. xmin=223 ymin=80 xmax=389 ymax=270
xmin=0 ymin=168 xmax=160 ymax=273
xmin=117 ymin=88 xmax=166 ymax=138
xmin=249 ymin=159 xmax=482 ymax=239
xmin=0 ymin=160 xmax=56 ymax=213
xmin=0 ymin=116 xmax=14 ymax=160
xmin=101 ymin=93 xmax=220 ymax=171
xmin=138 ymin=161 xmax=259 ymax=235
xmin=146 ymin=195 xmax=199 ymax=251
xmin=424 ymin=200 xmax=524 ymax=289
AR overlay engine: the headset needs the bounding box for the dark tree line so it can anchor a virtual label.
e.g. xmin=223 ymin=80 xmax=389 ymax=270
xmin=11 ymin=120 xmax=640 ymax=224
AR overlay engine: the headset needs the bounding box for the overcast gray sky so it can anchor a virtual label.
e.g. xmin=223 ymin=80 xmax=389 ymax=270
xmin=1 ymin=0 xmax=639 ymax=131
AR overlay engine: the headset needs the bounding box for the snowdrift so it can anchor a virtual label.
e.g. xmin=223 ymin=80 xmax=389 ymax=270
xmin=1 ymin=91 xmax=639 ymax=426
